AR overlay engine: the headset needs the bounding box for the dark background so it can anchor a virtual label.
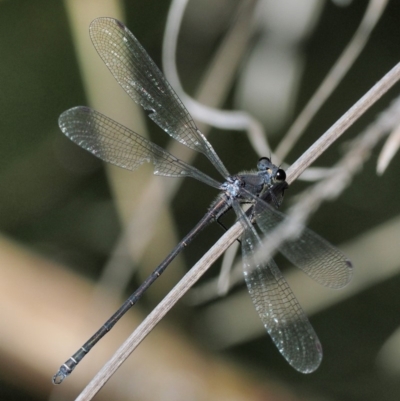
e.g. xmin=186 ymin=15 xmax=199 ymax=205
xmin=1 ymin=1 xmax=400 ymax=400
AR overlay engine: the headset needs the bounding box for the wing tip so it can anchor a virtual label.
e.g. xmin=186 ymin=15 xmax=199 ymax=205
xmin=292 ymin=339 xmax=323 ymax=374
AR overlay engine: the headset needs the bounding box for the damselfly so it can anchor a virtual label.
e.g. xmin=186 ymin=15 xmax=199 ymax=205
xmin=53 ymin=17 xmax=352 ymax=384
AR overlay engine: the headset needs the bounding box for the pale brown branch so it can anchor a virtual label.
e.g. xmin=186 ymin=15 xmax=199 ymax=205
xmin=287 ymin=62 xmax=400 ymax=184
xmin=76 ymin=58 xmax=400 ymax=401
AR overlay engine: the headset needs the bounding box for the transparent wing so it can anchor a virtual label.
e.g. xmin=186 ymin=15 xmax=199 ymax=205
xmin=254 ymin=188 xmax=353 ymax=289
xmin=59 ymin=107 xmax=221 ymax=189
xmin=89 ymin=17 xmax=230 ymax=179
xmin=233 ymin=202 xmax=322 ymax=373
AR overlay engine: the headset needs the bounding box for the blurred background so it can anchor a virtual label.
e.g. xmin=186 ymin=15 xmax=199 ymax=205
xmin=1 ymin=0 xmax=400 ymax=400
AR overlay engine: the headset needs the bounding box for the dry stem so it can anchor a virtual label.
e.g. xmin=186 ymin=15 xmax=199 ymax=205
xmin=75 ymin=57 xmax=400 ymax=401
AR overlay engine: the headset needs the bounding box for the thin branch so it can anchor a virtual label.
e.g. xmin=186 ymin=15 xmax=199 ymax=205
xmin=254 ymin=117 xmax=400 ymax=294
xmin=75 ymin=58 xmax=400 ymax=401
xmin=287 ymin=62 xmax=400 ymax=184
xmin=377 ymin=123 xmax=400 ymax=174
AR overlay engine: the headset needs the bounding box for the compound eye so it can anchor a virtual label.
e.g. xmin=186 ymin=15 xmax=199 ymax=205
xmin=276 ymin=169 xmax=286 ymax=181
xmin=257 ymin=157 xmax=271 ymax=171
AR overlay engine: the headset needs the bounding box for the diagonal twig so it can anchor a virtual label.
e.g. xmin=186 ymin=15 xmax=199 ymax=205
xmin=74 ymin=57 xmax=400 ymax=401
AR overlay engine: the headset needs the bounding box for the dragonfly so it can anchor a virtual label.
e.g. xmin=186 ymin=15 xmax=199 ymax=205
xmin=53 ymin=17 xmax=352 ymax=384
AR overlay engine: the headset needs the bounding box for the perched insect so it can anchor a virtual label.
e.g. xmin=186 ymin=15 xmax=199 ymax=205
xmin=53 ymin=17 xmax=352 ymax=384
